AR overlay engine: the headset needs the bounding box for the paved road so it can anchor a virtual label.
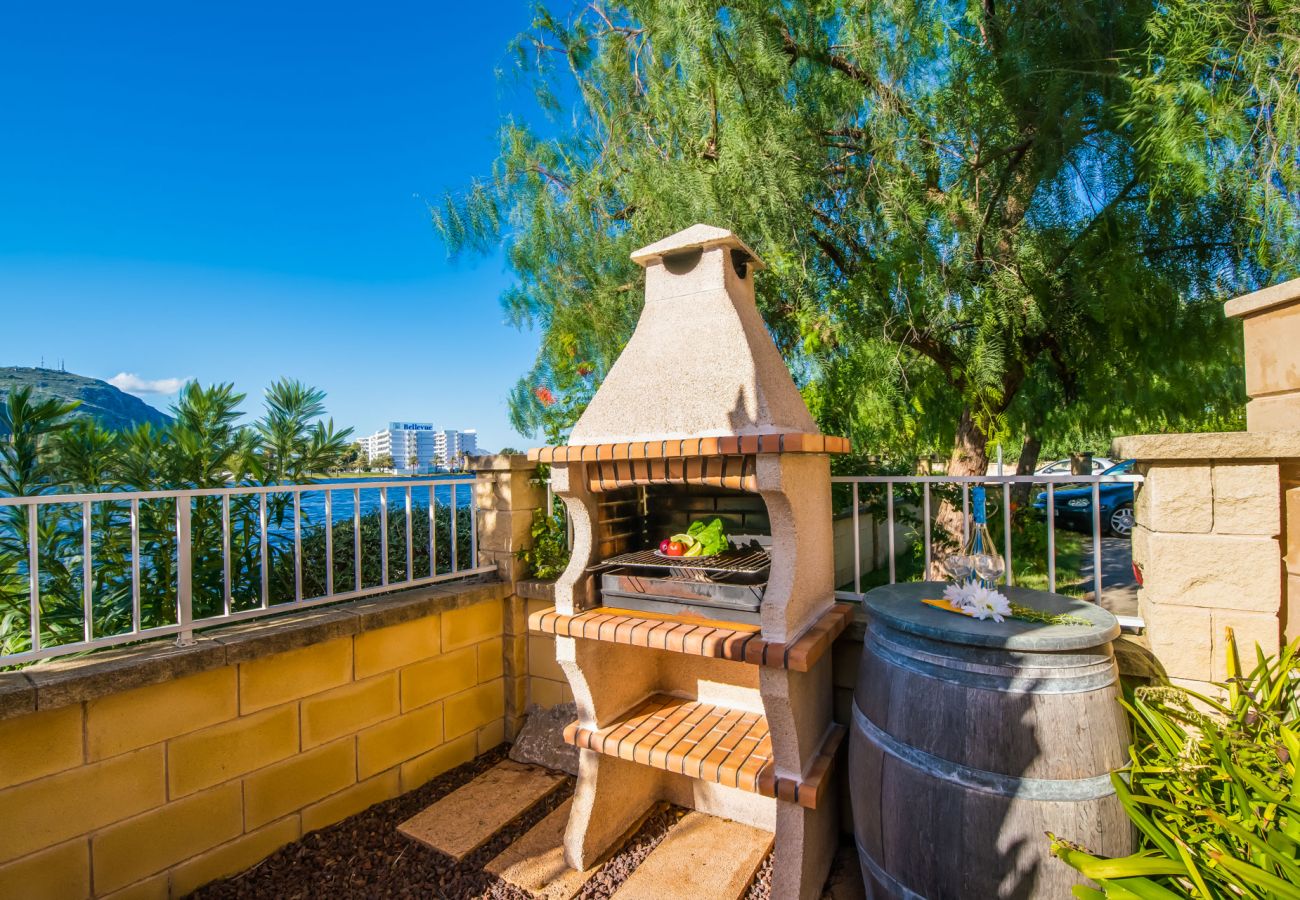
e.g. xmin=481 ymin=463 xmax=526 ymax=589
xmin=1079 ymin=536 xmax=1137 ymax=619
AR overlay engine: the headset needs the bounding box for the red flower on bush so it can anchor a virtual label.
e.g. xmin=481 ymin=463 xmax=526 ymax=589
xmin=577 ymin=361 xmax=594 ymax=377
xmin=533 ymin=386 xmax=557 ymax=407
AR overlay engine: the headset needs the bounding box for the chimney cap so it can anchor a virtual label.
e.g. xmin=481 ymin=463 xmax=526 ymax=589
xmin=630 ymin=223 xmax=766 ymax=271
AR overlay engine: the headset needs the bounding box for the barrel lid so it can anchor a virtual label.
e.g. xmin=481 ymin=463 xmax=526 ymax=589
xmin=862 ymin=582 xmax=1120 ymax=651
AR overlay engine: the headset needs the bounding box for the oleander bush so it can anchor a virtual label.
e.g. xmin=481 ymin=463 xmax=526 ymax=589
xmin=1050 ymin=633 xmax=1300 ymax=899
xmin=0 ymin=380 xmax=387 ymax=659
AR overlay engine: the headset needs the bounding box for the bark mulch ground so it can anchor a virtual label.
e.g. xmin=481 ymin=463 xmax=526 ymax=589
xmin=188 ymin=744 xmax=863 ymax=899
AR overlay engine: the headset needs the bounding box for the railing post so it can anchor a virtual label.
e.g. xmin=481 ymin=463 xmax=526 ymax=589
xmin=176 ymin=498 xmax=194 ymax=647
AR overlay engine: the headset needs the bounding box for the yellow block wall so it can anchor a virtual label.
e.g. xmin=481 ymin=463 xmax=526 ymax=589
xmin=524 ymin=597 xmax=573 ymax=709
xmin=0 ymin=597 xmax=506 ymax=900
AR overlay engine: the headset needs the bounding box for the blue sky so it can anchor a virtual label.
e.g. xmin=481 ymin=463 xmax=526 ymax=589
xmin=0 ymin=1 xmax=545 ymax=451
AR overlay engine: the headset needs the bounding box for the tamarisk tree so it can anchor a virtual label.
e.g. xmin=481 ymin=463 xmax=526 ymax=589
xmin=438 ymin=0 xmax=1299 ymax=472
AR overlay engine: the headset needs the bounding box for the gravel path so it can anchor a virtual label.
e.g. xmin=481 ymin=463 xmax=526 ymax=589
xmin=191 ymin=747 xmax=555 ymax=900
xmin=188 ymin=745 xmax=862 ymax=899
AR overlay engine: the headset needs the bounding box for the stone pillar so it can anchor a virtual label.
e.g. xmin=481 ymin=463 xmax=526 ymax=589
xmin=1227 ymin=278 xmax=1300 ymax=431
xmin=1111 ymin=434 xmax=1295 ymax=689
xmin=471 ymin=454 xmax=545 ymax=737
xmin=1115 ymin=277 xmax=1300 ymax=691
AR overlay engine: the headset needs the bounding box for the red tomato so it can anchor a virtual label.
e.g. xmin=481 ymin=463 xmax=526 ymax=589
xmin=663 ymin=541 xmax=686 ymax=557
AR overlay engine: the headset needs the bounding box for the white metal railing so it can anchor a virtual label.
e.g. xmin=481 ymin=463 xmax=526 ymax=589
xmin=831 ymin=473 xmax=1145 ymax=629
xmin=0 ymin=477 xmax=492 ymax=666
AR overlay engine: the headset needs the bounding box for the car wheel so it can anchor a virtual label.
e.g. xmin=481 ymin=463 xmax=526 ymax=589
xmin=1108 ymin=503 xmax=1135 ymax=537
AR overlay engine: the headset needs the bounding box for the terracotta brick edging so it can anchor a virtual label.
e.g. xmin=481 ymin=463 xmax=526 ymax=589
xmin=0 ymin=576 xmax=513 ymax=899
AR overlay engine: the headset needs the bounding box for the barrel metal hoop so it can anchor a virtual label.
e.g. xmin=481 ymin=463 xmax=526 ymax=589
xmin=866 ymin=629 xmax=1118 ymax=696
xmin=853 ymin=704 xmax=1118 ymax=801
xmin=868 ymin=619 xmax=1114 ymax=672
xmin=855 ymin=839 xmax=927 ymax=900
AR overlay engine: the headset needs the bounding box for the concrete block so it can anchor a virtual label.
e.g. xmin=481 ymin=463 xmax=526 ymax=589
xmin=0 ymin=745 xmax=165 ymax=864
xmin=529 ymin=635 xmax=566 ymax=683
xmin=1142 ymin=602 xmax=1214 ymax=681
xmin=399 ymin=732 xmax=478 ymax=792
xmin=91 ymin=782 xmax=243 ymax=894
xmin=170 ymin=814 xmax=301 ymax=897
xmin=1212 ymin=611 xmax=1281 ymax=680
xmin=1134 ymin=463 xmax=1213 ymax=534
xmin=101 ymin=871 xmax=169 ymax=900
xmin=357 ymin=702 xmax=444 ymax=779
xmin=239 ymin=636 xmax=352 ymax=714
xmin=353 ymin=616 xmax=440 ymax=679
xmin=243 ymin=738 xmax=356 ymax=829
xmin=504 ymin=594 xmax=527 ymax=638
xmin=444 ymin=682 xmax=505 ymax=740
xmin=529 ymin=678 xmax=571 ymax=709
xmin=504 ymin=633 xmax=528 ymax=680
xmin=0 ymin=838 xmax=90 ymax=900
xmin=400 ymin=647 xmax=477 ymax=712
xmin=441 ymin=600 xmax=504 ymax=652
xmin=87 ymin=667 xmax=236 ymax=762
xmin=478 ymin=717 xmax=506 ymax=754
xmin=1212 ymin=463 xmax=1280 ymax=535
xmin=474 ymin=470 xmax=546 ymax=512
xmin=1240 ymin=295 xmax=1300 ymax=396
xmin=478 ymin=637 xmax=505 ymax=682
xmin=167 ymin=705 xmax=299 ymax=798
xmin=301 ymin=769 xmax=401 ymax=833
xmin=1246 ymin=395 xmax=1300 ymax=431
xmin=1141 ymin=532 xmax=1281 ymax=612
xmin=476 ymin=508 xmax=534 ymax=554
xmin=300 ymin=672 xmax=399 ymax=748
xmin=0 ymin=704 xmax=83 ymax=789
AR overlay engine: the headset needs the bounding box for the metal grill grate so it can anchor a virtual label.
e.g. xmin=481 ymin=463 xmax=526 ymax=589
xmin=599 ymin=547 xmax=771 ymax=575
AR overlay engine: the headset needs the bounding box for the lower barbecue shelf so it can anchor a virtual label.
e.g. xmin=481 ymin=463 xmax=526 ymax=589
xmin=529 ymin=602 xmax=853 ymax=672
xmin=562 ymin=693 xmax=844 ymax=809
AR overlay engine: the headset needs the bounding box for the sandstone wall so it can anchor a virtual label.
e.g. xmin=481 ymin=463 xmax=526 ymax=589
xmin=0 ymin=582 xmax=509 ymax=899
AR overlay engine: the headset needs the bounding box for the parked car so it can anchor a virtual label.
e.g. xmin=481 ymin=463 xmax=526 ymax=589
xmin=984 ymin=456 xmax=1117 ymax=477
xmin=1032 ymin=459 xmax=1136 ymax=537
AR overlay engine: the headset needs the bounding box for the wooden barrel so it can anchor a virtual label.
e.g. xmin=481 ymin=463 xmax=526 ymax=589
xmin=848 ymin=582 xmax=1134 ymax=899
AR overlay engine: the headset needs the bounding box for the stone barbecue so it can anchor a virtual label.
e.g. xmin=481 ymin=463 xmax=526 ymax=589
xmin=528 ymin=224 xmax=853 ymax=899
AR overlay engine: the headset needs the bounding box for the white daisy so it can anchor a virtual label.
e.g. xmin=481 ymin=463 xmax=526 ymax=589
xmin=965 ymin=584 xmax=1012 ymax=622
xmin=942 ymin=581 xmax=972 ymax=608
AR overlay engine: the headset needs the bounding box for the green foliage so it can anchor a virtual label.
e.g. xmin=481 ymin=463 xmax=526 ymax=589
xmin=437 ymin=0 xmax=1298 ymax=470
xmin=518 ymin=504 xmax=571 ymax=580
xmin=1051 ymin=633 xmax=1300 ymax=898
xmin=0 ymin=379 xmax=365 ymax=660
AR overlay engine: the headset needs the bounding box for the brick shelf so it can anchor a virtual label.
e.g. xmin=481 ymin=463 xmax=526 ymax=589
xmin=562 ymin=693 xmax=844 ymax=809
xmin=528 ymin=603 xmax=852 ymax=672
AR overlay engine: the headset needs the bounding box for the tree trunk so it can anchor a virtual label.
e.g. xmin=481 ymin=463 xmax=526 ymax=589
xmin=1011 ymin=432 xmax=1042 ymax=507
xmin=931 ymin=407 xmax=991 ymax=576
xmin=946 ymin=407 xmax=992 ymax=477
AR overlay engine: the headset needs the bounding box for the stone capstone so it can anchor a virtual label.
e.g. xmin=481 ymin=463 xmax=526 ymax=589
xmin=509 ymin=703 xmax=579 ymax=776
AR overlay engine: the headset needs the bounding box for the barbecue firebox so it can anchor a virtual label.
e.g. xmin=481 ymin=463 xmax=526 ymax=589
xmin=528 ymin=225 xmax=851 ymax=900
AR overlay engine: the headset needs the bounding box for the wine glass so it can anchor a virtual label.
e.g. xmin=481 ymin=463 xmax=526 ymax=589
xmin=973 ymin=553 xmax=1005 ymax=585
xmin=944 ymin=552 xmax=974 ymax=584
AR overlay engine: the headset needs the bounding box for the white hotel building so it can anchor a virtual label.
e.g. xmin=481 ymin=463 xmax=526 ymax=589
xmin=357 ymin=423 xmax=478 ymax=472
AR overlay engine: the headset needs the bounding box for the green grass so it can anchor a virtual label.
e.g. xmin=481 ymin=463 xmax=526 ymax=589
xmin=843 ymin=525 xmax=1089 ymax=597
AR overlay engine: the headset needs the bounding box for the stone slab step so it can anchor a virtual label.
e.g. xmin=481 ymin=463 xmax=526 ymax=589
xmin=612 ymin=811 xmax=773 ymax=900
xmin=397 ymin=760 xmax=566 ymax=860
xmin=485 ymin=797 xmax=599 ymax=900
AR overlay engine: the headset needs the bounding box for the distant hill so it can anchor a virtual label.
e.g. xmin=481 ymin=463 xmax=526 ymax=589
xmin=0 ymin=368 xmax=173 ymax=433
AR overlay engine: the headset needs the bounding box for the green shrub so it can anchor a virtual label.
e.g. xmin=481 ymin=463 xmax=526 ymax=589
xmin=517 ymin=505 xmax=570 ymax=580
xmin=1050 ymin=632 xmax=1300 ymax=898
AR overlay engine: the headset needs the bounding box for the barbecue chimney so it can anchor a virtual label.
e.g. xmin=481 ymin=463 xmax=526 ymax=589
xmin=528 ymin=225 xmax=850 ymax=900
